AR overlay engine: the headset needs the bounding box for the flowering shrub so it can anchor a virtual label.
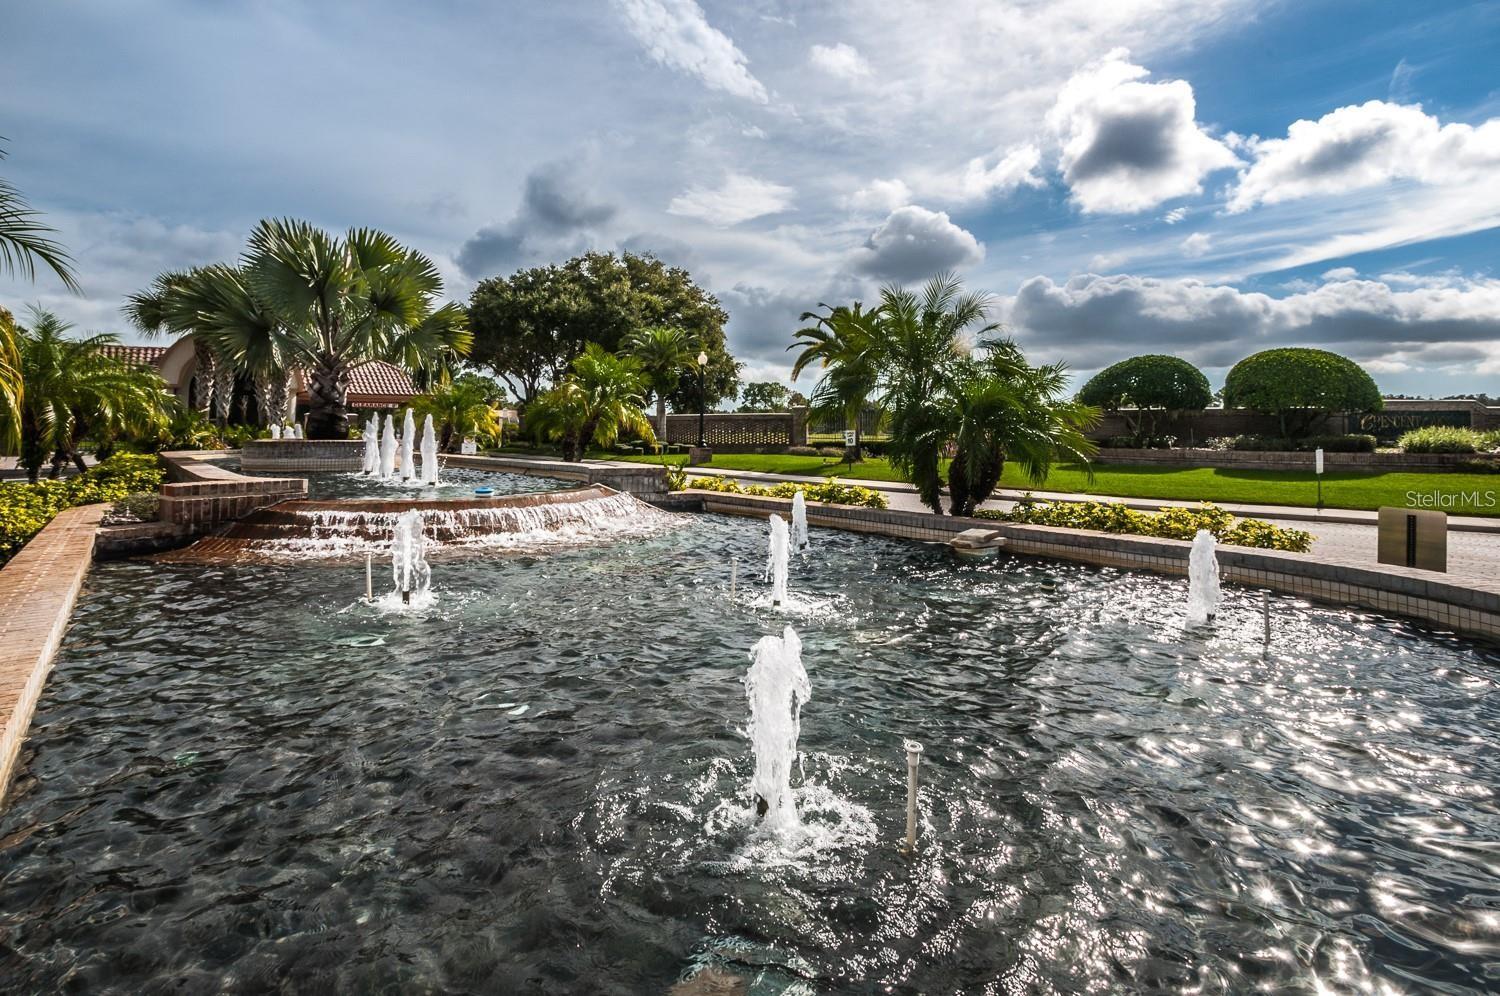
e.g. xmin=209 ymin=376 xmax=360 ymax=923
xmin=0 ymin=454 xmax=164 ymax=563
xmin=685 ymin=476 xmax=887 ymax=509
xmin=975 ymin=497 xmax=1312 ymax=552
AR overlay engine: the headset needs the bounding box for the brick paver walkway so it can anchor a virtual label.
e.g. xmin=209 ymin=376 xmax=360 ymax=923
xmin=0 ymin=504 xmax=106 ymax=804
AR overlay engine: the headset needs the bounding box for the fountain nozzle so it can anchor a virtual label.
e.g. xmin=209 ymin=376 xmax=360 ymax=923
xmin=902 ymin=739 xmax=923 ymax=855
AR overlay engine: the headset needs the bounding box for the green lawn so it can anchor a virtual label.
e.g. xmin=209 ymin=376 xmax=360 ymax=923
xmin=599 ymin=451 xmax=1500 ymax=515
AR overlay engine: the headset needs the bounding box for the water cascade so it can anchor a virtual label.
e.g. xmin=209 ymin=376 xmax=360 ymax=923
xmin=399 ymin=409 xmax=417 ymax=481
xmin=765 ymin=514 xmax=791 ymax=607
xmin=1186 ymin=529 xmax=1221 ymax=625
xmin=159 ymin=487 xmax=681 ymax=564
xmin=390 ymin=508 xmax=432 ymax=605
xmin=420 ymin=414 xmax=439 ymax=486
xmin=270 ymin=424 xmax=282 ymax=440
xmin=380 ymin=417 xmax=398 ymax=480
xmin=791 ymin=491 xmax=809 ymax=552
xmin=745 ymin=624 xmax=811 ymax=829
xmin=362 ymin=414 xmax=381 ymax=475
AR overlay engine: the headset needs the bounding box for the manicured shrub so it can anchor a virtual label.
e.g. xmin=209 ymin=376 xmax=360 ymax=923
xmin=685 ymin=476 xmax=887 ymax=509
xmin=975 ymin=497 xmax=1313 ymax=552
xmin=1398 ymin=426 xmax=1483 ymax=453
xmin=1077 ymin=354 xmax=1211 ymax=443
xmin=0 ymin=454 xmax=164 ymax=564
xmin=1221 ymin=348 xmax=1382 ymax=439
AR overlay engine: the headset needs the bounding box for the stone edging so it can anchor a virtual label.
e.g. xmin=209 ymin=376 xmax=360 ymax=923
xmin=157 ymin=450 xmax=307 ymax=534
xmin=685 ymin=489 xmax=1500 ymax=642
xmin=241 ymin=438 xmax=366 ymax=472
xmin=442 ymin=453 xmax=668 ymax=498
xmin=1094 ymin=447 xmax=1498 ymax=473
xmin=0 ymin=504 xmax=106 ymax=807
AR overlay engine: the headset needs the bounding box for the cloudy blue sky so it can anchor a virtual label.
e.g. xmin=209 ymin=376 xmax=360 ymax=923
xmin=3 ymin=0 xmax=1499 ymax=396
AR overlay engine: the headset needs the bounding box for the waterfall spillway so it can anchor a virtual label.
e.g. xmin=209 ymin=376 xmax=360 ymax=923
xmin=380 ymin=418 xmax=398 ymax=480
xmin=420 ymin=414 xmax=439 ymax=486
xmin=362 ymin=414 xmax=381 ymax=475
xmin=399 ymin=409 xmax=417 ymax=481
xmin=746 ymin=624 xmax=811 ymax=829
xmin=765 ymin=514 xmax=790 ymax=607
xmin=390 ymin=508 xmax=432 ymax=604
xmin=791 ymin=491 xmax=809 ymax=552
xmin=157 ymin=486 xmax=681 ymax=564
xmin=1186 ymin=529 xmax=1221 ymax=625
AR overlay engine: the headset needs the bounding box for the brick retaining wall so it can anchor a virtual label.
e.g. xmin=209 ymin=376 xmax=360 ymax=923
xmin=648 ymin=408 xmax=808 ymax=450
xmin=158 ymin=451 xmax=306 ymax=534
xmin=1090 ymin=448 xmax=1497 ymax=472
xmin=241 ymin=438 xmax=366 ymax=471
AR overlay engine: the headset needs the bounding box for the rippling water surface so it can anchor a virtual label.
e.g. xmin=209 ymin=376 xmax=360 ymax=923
xmin=218 ymin=457 xmax=569 ymax=501
xmin=2 ymin=515 xmax=1499 ymax=993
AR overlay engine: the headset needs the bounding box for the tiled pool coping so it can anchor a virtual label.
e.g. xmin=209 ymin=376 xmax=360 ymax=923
xmin=0 ymin=505 xmax=106 ymax=807
xmin=686 ymin=489 xmax=1500 ymax=642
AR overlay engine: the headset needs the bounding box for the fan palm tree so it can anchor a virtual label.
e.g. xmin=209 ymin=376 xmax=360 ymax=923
xmin=789 ymin=301 xmax=881 ymax=452
xmin=946 ymin=340 xmax=1099 ymax=516
xmin=126 ymin=219 xmax=470 ymax=438
xmin=0 ymin=143 xmax=79 ymax=291
xmin=528 ymin=343 xmax=655 ymax=461
xmin=413 ymin=375 xmax=504 ymax=452
xmin=8 ymin=310 xmax=169 ymax=481
xmin=622 ymin=325 xmax=695 ymax=439
xmin=874 ymin=273 xmax=995 ymax=513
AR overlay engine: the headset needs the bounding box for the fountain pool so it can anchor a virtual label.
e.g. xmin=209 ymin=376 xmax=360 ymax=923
xmin=209 ymin=456 xmax=567 ymax=502
xmin=2 ymin=516 xmax=1499 ymax=992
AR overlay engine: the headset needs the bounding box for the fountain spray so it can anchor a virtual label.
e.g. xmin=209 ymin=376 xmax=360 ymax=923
xmin=745 ymin=625 xmax=811 ymax=828
xmin=765 ymin=515 xmax=790 ymax=608
xmin=391 ymin=508 xmax=431 ymax=605
xmin=399 ymin=409 xmax=417 ymax=481
xmin=791 ymin=490 xmax=809 ymax=552
xmin=419 ymin=414 xmax=439 ymax=486
xmin=1186 ymin=530 xmax=1221 ymax=625
xmin=380 ymin=417 xmax=398 ymax=480
xmin=362 ymin=413 xmax=381 ymax=475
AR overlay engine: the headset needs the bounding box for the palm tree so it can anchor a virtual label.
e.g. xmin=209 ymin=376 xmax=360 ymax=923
xmin=946 ymin=340 xmax=1099 ymax=516
xmin=126 ymin=219 xmax=470 ymax=438
xmin=0 ymin=143 xmax=79 ymax=291
xmin=874 ymin=273 xmax=995 ymax=514
xmin=622 ymin=325 xmax=695 ymax=439
xmin=414 ymin=375 xmax=503 ymax=452
xmin=527 ymin=343 xmax=655 ymax=461
xmin=8 ymin=310 xmax=168 ymax=481
xmin=0 ymin=307 xmax=22 ymax=452
xmin=789 ymin=301 xmax=881 ymax=452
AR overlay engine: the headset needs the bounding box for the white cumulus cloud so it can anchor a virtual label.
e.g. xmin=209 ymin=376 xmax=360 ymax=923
xmin=851 ymin=205 xmax=984 ymax=282
xmin=1228 ymin=100 xmax=1500 ymax=212
xmin=808 ymin=42 xmax=871 ymax=80
xmin=613 ymin=0 xmax=768 ymax=103
xmin=844 ymin=178 xmax=911 ymax=213
xmin=1180 ymin=232 xmax=1212 ymax=257
xmin=1045 ymin=49 xmax=1239 ymax=214
xmin=667 ymin=172 xmax=795 ymax=226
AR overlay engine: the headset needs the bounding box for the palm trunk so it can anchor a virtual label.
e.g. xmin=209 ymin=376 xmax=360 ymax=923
xmin=253 ymin=373 xmax=273 ymax=427
xmin=657 ymin=395 xmax=667 ymax=442
xmin=948 ymin=446 xmax=1003 ymax=517
xmin=305 ymin=356 xmax=351 ymax=439
xmin=212 ymin=360 xmax=236 ymax=426
xmin=192 ymin=341 xmax=217 ymax=418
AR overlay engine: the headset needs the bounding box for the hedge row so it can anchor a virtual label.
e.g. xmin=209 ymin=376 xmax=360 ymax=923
xmin=685 ymin=476 xmax=888 ymax=509
xmin=0 ymin=454 xmax=164 ymax=564
xmin=1397 ymin=426 xmax=1500 ymax=454
xmin=975 ymin=498 xmax=1313 ymax=552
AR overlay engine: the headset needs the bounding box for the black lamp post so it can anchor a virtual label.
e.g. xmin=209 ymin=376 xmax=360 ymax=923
xmin=696 ymin=350 xmax=708 ymax=447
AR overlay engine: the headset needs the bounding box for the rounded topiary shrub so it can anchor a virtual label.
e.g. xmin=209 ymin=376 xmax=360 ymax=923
xmin=1077 ymin=354 xmax=1211 ymax=444
xmin=1221 ymin=348 xmax=1381 ymax=439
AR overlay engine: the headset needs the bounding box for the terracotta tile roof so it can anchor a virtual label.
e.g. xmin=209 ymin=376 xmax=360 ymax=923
xmin=97 ymin=344 xmax=169 ymax=367
xmin=346 ymin=361 xmax=418 ymax=408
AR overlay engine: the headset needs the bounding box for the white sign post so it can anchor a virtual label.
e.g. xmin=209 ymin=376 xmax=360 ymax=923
xmin=843 ymin=429 xmax=857 ymax=447
xmin=1314 ymin=447 xmax=1325 ymax=511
